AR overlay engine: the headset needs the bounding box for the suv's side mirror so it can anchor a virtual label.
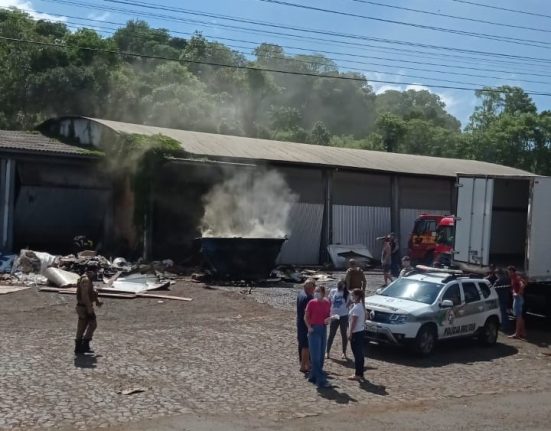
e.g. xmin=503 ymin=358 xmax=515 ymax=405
xmin=376 ymin=288 xmax=383 ymax=294
xmin=440 ymin=299 xmax=454 ymax=308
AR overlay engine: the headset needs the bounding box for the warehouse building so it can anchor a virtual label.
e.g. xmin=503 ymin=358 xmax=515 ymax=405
xmin=0 ymin=116 xmax=533 ymax=264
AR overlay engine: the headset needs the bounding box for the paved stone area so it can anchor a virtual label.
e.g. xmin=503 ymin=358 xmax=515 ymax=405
xmin=1 ymin=278 xmax=551 ymax=430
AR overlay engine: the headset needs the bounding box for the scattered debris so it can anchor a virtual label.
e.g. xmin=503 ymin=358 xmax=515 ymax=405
xmin=327 ymin=244 xmax=376 ymax=269
xmin=39 ymin=287 xmax=191 ymax=301
xmin=191 ymin=272 xmax=210 ymax=283
xmin=98 ymin=273 xmax=171 ymax=294
xmin=40 ymin=287 xmax=137 ymax=299
xmin=77 ymin=250 xmax=97 ymax=258
xmin=14 ymin=249 xmax=58 ymax=274
xmin=136 ymin=293 xmax=192 ymax=302
xmin=0 ymin=253 xmax=17 ymax=273
xmin=0 ymin=285 xmax=32 ymax=295
xmin=112 ymin=257 xmax=131 ymax=272
xmin=43 ymin=267 xmax=80 ymax=288
xmin=272 ymin=265 xmax=304 ymax=283
xmin=309 ymin=273 xmax=336 ymax=283
xmin=116 ymin=387 xmax=147 ymax=395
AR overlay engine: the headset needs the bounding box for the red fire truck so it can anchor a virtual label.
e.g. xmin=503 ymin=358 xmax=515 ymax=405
xmin=408 ymin=214 xmax=454 ymax=265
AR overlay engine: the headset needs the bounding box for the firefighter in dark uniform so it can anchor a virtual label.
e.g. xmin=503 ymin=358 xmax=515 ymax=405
xmin=75 ymin=270 xmax=102 ymax=354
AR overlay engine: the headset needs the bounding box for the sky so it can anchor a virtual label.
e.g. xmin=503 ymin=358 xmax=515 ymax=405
xmin=2 ymin=0 xmax=551 ymax=127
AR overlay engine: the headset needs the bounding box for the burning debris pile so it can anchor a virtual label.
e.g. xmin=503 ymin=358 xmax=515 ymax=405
xmin=200 ymin=169 xmax=298 ymax=239
xmin=198 ymin=169 xmax=298 ymax=280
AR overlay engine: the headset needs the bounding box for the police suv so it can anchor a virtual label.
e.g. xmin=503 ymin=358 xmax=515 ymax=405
xmin=365 ymin=268 xmax=501 ymax=356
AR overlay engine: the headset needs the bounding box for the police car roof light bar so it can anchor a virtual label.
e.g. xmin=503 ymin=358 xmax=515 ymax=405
xmin=415 ymin=265 xmax=464 ymax=275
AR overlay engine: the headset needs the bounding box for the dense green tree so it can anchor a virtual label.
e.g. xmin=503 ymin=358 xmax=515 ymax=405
xmin=1 ymin=8 xmax=550 ymax=175
xmin=376 ymin=113 xmax=406 ymax=152
xmin=307 ymin=121 xmax=331 ymax=146
xmin=467 ymin=85 xmax=537 ymax=131
xmin=376 ymin=89 xmax=460 ymax=131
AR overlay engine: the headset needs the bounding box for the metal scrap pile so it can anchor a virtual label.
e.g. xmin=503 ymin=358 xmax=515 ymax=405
xmin=5 ymin=249 xmax=179 ymax=290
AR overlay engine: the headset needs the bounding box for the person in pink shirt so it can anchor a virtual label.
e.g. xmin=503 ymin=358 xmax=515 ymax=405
xmin=304 ymin=285 xmax=332 ymax=388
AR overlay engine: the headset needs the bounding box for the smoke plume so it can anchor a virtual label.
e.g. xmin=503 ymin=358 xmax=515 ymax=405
xmin=200 ymin=169 xmax=298 ymax=238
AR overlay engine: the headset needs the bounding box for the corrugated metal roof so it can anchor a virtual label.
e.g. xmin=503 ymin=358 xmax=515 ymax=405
xmin=0 ymin=130 xmax=97 ymax=157
xmin=82 ymin=117 xmax=533 ymax=177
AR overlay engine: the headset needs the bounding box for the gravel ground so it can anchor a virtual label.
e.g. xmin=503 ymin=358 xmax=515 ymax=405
xmin=2 ymin=274 xmax=551 ymax=431
xmin=213 ymin=271 xmax=385 ymax=311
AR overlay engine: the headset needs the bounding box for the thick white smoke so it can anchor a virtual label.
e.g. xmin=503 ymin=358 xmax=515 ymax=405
xmin=200 ymin=169 xmax=298 ymax=238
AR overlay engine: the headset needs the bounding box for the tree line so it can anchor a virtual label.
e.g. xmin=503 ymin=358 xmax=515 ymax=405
xmin=1 ymin=8 xmax=550 ymax=174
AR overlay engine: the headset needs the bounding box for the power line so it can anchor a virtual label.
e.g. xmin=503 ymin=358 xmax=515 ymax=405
xmin=7 ymin=5 xmax=551 ymax=82
xmin=61 ymin=19 xmax=551 ymax=87
xmin=7 ymin=3 xmax=551 ymax=76
xmin=253 ymin=0 xmax=551 ymax=49
xmin=46 ymin=22 xmax=514 ymax=88
xmin=450 ymin=0 xmax=551 ymax=20
xmin=348 ymin=0 xmax=551 ymax=34
xmin=41 ymin=0 xmax=551 ymax=65
xmin=3 ymin=34 xmax=551 ymax=96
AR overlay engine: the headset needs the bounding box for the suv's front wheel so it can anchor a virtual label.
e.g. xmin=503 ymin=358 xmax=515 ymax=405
xmin=479 ymin=317 xmax=499 ymax=346
xmin=414 ymin=324 xmax=436 ymax=356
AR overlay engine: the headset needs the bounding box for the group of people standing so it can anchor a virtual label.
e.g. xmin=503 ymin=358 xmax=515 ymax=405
xmin=486 ymin=265 xmax=527 ymax=339
xmin=296 ymin=260 xmax=367 ymax=389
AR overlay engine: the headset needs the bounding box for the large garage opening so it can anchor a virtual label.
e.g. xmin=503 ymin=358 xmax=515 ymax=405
xmin=489 ymin=178 xmax=530 ymax=269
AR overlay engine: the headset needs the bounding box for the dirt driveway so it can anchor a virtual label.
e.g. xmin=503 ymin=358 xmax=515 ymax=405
xmin=1 ymin=278 xmax=550 ymax=430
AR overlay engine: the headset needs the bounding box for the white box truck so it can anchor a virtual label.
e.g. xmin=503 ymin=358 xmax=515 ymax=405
xmin=453 ymin=174 xmax=551 ymax=314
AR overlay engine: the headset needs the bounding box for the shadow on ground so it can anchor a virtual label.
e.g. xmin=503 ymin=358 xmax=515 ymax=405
xmin=73 ymin=354 xmax=98 ymax=369
xmin=522 ymin=314 xmax=551 ymax=349
xmin=365 ymin=339 xmax=518 ymax=368
xmin=316 ymin=386 xmax=358 ymax=404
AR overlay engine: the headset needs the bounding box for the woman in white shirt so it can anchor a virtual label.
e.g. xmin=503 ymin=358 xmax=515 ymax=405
xmin=326 ymin=280 xmax=351 ymax=360
xmin=348 ymin=288 xmax=366 ymax=381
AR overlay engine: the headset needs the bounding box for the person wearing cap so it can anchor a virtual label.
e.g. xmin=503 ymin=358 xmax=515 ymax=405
xmin=74 ymin=270 xmax=102 ymax=355
xmin=345 ymin=259 xmax=367 ymax=300
xmin=399 ymin=256 xmax=414 ymax=277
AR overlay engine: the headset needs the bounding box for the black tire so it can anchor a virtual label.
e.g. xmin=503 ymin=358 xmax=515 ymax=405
xmin=479 ymin=317 xmax=499 ymax=346
xmin=414 ymin=324 xmax=436 ymax=356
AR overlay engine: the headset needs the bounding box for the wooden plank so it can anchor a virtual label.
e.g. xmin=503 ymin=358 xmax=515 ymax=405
xmin=39 ymin=287 xmax=62 ymax=293
xmin=136 ymin=293 xmax=192 ymax=301
xmin=97 ymin=293 xmax=137 ymax=299
xmin=39 ymin=287 xmax=136 ymax=299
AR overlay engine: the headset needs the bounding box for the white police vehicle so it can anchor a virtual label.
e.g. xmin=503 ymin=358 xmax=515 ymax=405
xmin=365 ymin=268 xmax=501 ymax=356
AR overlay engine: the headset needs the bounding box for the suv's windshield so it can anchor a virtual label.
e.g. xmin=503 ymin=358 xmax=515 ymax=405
xmin=380 ymin=278 xmax=444 ymax=304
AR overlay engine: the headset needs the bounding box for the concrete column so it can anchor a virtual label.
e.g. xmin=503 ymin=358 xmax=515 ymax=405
xmin=450 ymin=179 xmax=458 ymax=214
xmin=0 ymin=159 xmax=16 ymax=252
xmin=319 ymin=169 xmax=334 ymax=264
xmin=142 ymin=192 xmax=154 ymax=261
xmin=390 ymin=175 xmax=400 ymax=238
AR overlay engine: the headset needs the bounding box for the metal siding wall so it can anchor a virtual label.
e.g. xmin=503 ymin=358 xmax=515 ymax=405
xmin=332 ymin=205 xmax=391 ymax=259
xmin=333 ymin=172 xmax=392 ymax=207
xmin=399 ymin=208 xmax=450 ymax=253
xmin=278 ymin=203 xmax=324 ymax=265
xmin=399 ymin=177 xmax=453 ymax=210
xmin=276 ymin=166 xmax=324 ymax=204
